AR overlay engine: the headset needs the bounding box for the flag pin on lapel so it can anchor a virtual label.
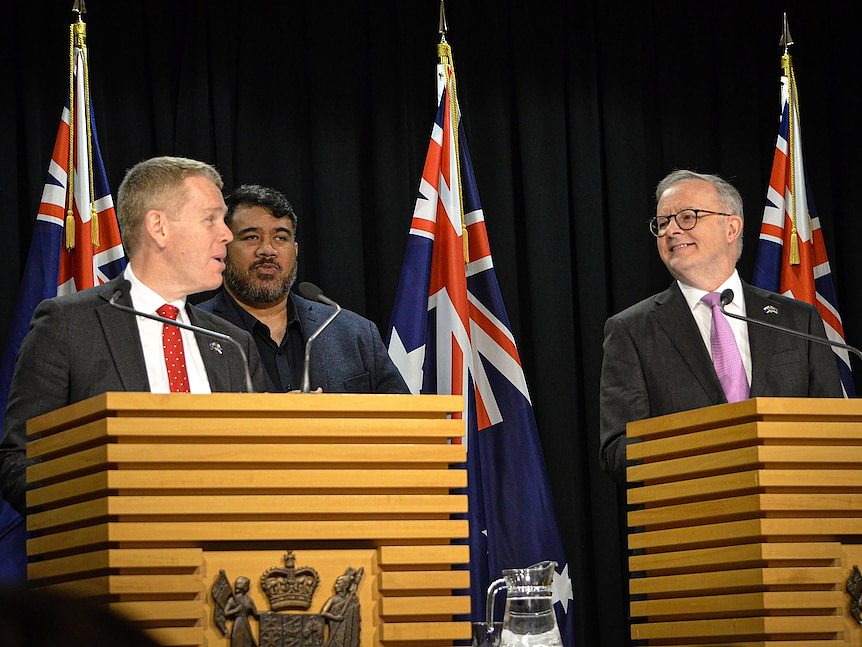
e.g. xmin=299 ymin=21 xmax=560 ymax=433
xmin=208 ymin=341 xmax=223 ymax=355
xmin=763 ymin=305 xmax=779 ymax=315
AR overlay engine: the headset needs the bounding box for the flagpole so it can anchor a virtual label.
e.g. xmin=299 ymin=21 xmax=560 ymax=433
xmin=438 ymin=0 xmax=469 ymax=263
xmin=780 ymin=12 xmax=800 ymax=265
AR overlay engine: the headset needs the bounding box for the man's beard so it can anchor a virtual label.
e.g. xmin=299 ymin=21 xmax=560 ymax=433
xmin=223 ymin=258 xmax=296 ymax=306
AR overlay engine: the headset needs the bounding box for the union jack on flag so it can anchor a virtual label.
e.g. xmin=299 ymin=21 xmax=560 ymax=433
xmin=387 ymin=43 xmax=575 ymax=645
xmin=751 ymin=49 xmax=854 ymax=396
xmin=0 ymin=19 xmax=126 ymax=575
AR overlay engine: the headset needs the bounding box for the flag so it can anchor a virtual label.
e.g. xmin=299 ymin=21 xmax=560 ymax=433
xmin=0 ymin=15 xmax=126 ymax=580
xmin=387 ymin=41 xmax=574 ymax=645
xmin=751 ymin=48 xmax=854 ymax=396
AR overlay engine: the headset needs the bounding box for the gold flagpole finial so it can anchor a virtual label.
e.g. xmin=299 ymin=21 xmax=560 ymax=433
xmin=779 ymin=12 xmax=794 ymax=54
xmin=438 ymin=0 xmax=448 ymax=44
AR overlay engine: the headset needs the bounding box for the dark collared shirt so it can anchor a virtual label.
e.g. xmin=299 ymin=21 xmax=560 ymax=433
xmin=228 ymin=296 xmax=305 ymax=392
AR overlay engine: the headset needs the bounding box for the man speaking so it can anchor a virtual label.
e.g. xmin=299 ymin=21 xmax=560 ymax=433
xmin=0 ymin=156 xmax=267 ymax=514
xmin=599 ymin=170 xmax=842 ymax=481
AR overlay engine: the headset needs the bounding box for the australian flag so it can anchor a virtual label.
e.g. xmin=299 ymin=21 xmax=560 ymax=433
xmin=387 ymin=48 xmax=574 ymax=645
xmin=0 ymin=37 xmax=126 ymax=581
xmin=751 ymin=52 xmax=854 ymax=396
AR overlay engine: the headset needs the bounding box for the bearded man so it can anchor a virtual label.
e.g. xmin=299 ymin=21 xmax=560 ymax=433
xmin=197 ymin=185 xmax=408 ymax=394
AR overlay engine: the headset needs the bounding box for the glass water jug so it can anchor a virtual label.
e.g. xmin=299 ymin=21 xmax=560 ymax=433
xmin=485 ymin=560 xmax=563 ymax=647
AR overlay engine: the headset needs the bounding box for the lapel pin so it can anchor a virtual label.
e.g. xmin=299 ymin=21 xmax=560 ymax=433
xmin=763 ymin=305 xmax=779 ymax=316
xmin=208 ymin=341 xmax=224 ymax=355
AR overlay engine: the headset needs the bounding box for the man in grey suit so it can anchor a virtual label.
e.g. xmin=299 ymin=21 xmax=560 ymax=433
xmin=0 ymin=156 xmax=267 ymax=514
xmin=599 ymin=170 xmax=842 ymax=481
xmin=197 ymin=185 xmax=408 ymax=394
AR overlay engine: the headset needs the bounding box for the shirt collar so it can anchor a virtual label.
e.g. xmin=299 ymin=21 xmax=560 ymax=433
xmin=124 ymin=264 xmax=188 ymax=316
xmin=677 ymin=270 xmax=746 ymax=314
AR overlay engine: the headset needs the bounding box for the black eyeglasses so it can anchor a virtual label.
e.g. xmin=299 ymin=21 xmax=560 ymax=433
xmin=649 ymin=209 xmax=732 ymax=237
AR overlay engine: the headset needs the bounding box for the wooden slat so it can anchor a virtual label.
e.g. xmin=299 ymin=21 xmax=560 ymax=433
xmin=28 ymin=494 xmax=469 ymax=531
xmin=28 ymin=548 xmax=203 ymax=581
xmin=27 ymin=468 xmax=468 ymax=508
xmin=630 ymin=591 xmax=845 ymax=618
xmin=378 ymin=544 xmax=470 ymax=567
xmin=109 ymin=600 xmax=203 ymax=622
xmin=628 ymin=446 xmax=862 ymax=483
xmin=627 ymin=397 xmax=862 ymax=441
xmin=629 ymin=518 xmax=862 ymax=551
xmin=379 ymin=595 xmax=471 ymax=616
xmin=629 ymin=470 xmax=862 ymax=506
xmin=27 ymin=392 xmax=463 ymax=437
xmin=629 ymin=566 xmax=843 ymax=596
xmin=29 ymin=443 xmax=467 ymax=480
xmin=630 ymin=615 xmax=845 ymax=640
xmin=28 ymin=520 xmax=469 ymax=556
xmin=42 ymin=574 xmax=203 ymax=597
xmin=629 ymin=420 xmax=862 ymax=461
xmin=628 ymin=493 xmax=862 ymax=528
xmin=379 ymin=621 xmax=472 ymax=642
xmin=629 ymin=542 xmax=842 ymax=573
xmin=28 ymin=416 xmax=464 ymax=457
xmin=649 ymin=642 xmax=844 ymax=647
xmin=378 ymin=571 xmax=470 ymax=591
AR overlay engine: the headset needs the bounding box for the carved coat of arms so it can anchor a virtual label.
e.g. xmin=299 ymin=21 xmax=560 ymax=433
xmin=211 ymin=551 xmax=364 ymax=647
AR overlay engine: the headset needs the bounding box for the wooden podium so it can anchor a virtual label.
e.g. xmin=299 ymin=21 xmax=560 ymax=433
xmin=626 ymin=398 xmax=862 ymax=646
xmin=24 ymin=392 xmax=471 ymax=646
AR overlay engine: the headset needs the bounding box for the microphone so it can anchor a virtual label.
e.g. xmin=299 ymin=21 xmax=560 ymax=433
xmin=108 ymin=289 xmax=255 ymax=393
xmin=719 ymin=288 xmax=862 ymax=362
xmin=295 ymin=281 xmax=343 ymax=393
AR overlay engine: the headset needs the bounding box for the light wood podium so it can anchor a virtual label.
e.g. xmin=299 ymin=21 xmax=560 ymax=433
xmin=24 ymin=392 xmax=471 ymax=646
xmin=626 ymin=397 xmax=862 ymax=646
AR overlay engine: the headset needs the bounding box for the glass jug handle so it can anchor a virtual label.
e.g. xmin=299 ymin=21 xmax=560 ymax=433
xmin=485 ymin=577 xmax=507 ymax=626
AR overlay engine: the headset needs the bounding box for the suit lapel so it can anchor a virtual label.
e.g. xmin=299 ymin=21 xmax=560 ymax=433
xmin=743 ymin=283 xmax=778 ymax=396
xmin=187 ymin=306 xmax=232 ymax=392
xmin=653 ymin=283 xmax=726 ymax=404
xmin=95 ymin=279 xmax=150 ymax=391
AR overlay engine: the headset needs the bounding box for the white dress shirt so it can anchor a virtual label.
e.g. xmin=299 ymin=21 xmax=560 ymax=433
xmin=124 ymin=265 xmax=212 ymax=393
xmin=678 ymin=270 xmax=753 ymax=386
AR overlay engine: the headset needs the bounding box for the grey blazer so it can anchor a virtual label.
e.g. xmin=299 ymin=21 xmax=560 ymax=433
xmin=599 ymin=280 xmax=842 ymax=481
xmin=0 ymin=276 xmax=267 ymax=514
xmin=198 ymin=289 xmax=409 ymax=394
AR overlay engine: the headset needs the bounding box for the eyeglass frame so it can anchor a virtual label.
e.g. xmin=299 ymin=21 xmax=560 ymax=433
xmin=648 ymin=208 xmax=733 ymax=237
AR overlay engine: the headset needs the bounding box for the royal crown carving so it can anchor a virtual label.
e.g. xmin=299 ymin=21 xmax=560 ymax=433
xmin=260 ymin=551 xmax=320 ymax=611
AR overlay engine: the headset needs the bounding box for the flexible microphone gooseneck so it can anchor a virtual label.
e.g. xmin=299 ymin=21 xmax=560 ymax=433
xmin=108 ymin=290 xmax=255 ymax=393
xmin=718 ymin=288 xmax=862 ymax=362
xmin=295 ymin=281 xmax=343 ymax=393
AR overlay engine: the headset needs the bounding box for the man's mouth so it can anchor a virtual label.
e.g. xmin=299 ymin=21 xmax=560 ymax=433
xmin=670 ymin=242 xmax=694 ymax=252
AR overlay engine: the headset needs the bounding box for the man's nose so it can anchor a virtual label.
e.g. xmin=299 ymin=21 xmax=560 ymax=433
xmin=220 ymin=221 xmax=233 ymax=244
xmin=256 ymin=239 xmax=277 ymax=255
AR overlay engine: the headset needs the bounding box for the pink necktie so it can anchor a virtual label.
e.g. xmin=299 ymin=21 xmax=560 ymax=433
xmin=157 ymin=304 xmax=190 ymax=393
xmin=701 ymin=292 xmax=749 ymax=402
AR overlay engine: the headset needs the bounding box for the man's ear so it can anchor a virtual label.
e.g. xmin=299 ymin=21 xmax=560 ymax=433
xmin=727 ymin=214 xmax=743 ymax=242
xmin=143 ymin=209 xmax=169 ymax=249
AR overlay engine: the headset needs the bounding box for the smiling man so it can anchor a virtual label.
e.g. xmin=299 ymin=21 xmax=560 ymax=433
xmin=197 ymin=185 xmax=408 ymax=394
xmin=598 ymin=169 xmax=841 ymax=481
xmin=0 ymin=156 xmax=268 ymax=514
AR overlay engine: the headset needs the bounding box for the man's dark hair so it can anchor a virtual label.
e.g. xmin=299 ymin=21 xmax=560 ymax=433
xmin=225 ymin=184 xmax=298 ymax=231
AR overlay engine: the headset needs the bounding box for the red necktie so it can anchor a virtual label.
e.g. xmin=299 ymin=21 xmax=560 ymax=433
xmin=157 ymin=304 xmax=190 ymax=393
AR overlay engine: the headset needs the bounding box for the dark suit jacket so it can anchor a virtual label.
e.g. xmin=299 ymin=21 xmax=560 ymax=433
xmin=197 ymin=290 xmax=409 ymax=394
xmin=599 ymin=280 xmax=843 ymax=481
xmin=0 ymin=276 xmax=267 ymax=514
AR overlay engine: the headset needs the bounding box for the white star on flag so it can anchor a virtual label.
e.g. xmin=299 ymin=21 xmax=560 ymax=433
xmin=552 ymin=563 xmax=573 ymax=614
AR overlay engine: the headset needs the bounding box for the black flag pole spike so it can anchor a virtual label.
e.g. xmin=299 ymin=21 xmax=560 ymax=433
xmin=779 ymin=11 xmax=794 ymax=53
xmin=439 ymin=0 xmax=448 ymax=43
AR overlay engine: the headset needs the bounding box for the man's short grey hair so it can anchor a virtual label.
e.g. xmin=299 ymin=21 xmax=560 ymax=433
xmin=117 ymin=156 xmax=223 ymax=257
xmin=655 ymin=169 xmax=744 ymax=260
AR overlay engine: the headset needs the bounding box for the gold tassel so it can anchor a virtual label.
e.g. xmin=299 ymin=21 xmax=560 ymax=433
xmin=789 ymin=230 xmax=800 ymax=265
xmin=65 ymin=209 xmax=75 ymax=250
xmin=91 ymin=206 xmax=99 ymax=247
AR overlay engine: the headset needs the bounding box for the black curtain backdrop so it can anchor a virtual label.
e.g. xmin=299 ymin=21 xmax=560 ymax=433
xmin=3 ymin=2 xmax=860 ymax=645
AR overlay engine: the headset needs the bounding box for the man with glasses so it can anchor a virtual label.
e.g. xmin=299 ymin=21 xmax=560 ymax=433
xmin=598 ymin=169 xmax=841 ymax=481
